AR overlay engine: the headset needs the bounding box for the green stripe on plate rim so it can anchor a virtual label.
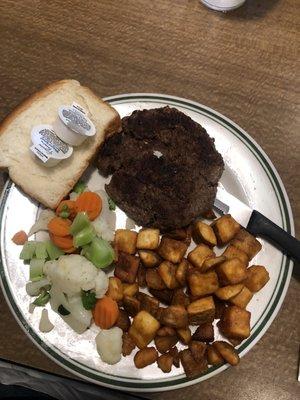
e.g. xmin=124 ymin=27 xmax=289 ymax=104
xmin=0 ymin=94 xmax=293 ymax=390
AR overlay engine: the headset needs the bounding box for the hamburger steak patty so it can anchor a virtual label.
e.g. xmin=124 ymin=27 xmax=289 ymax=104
xmin=97 ymin=107 xmax=224 ymax=230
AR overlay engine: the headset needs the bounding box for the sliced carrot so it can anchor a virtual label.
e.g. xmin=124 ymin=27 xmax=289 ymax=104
xmin=93 ymin=296 xmax=119 ymax=329
xmin=56 ymin=200 xmax=78 ymax=220
xmin=50 ymin=233 xmax=74 ymax=250
xmin=48 ymin=217 xmax=72 ymax=237
xmin=12 ymin=230 xmax=28 ymax=245
xmin=76 ymin=192 xmax=102 ymax=221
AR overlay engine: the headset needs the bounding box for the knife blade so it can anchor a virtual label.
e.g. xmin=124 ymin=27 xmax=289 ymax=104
xmin=214 ymin=185 xmax=300 ymax=262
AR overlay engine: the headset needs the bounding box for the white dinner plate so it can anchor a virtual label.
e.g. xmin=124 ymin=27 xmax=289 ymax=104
xmin=0 ymin=94 xmax=294 ymax=392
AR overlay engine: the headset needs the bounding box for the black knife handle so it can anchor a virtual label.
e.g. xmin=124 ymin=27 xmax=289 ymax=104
xmin=247 ymin=210 xmax=300 ymax=262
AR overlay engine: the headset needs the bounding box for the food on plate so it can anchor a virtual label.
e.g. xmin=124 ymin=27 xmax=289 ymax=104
xmin=244 ymin=265 xmax=270 ymax=292
xmin=179 ymin=348 xmax=207 ymax=378
xmin=93 ymin=296 xmax=119 ymax=329
xmin=114 ymin=229 xmax=137 ymax=254
xmin=212 ymin=341 xmax=239 ymax=366
xmin=96 ymin=327 xmax=123 ymax=365
xmin=129 ymin=310 xmax=160 ymax=349
xmin=188 ymin=270 xmax=219 ymax=297
xmin=39 ymin=309 xmax=54 ymax=333
xmin=176 ymin=327 xmax=192 ymax=345
xmin=97 ymin=106 xmax=224 ymax=230
xmin=134 ymin=347 xmax=158 ymax=369
xmin=192 ymin=221 xmax=217 ymax=247
xmin=192 ymin=322 xmax=214 ymax=343
xmin=12 ymin=230 xmax=28 ymax=245
xmin=0 ymin=80 xmax=121 ymax=208
xmin=212 ymin=214 xmax=241 ymax=245
xmin=136 ymin=228 xmax=160 ymax=250
xmin=219 ymin=305 xmax=251 ymax=340
xmin=187 ymin=244 xmax=215 ymax=269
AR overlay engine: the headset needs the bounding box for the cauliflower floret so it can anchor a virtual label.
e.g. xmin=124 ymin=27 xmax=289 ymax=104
xmin=96 ymin=327 xmax=123 ymax=365
xmin=94 ymin=269 xmax=109 ymax=299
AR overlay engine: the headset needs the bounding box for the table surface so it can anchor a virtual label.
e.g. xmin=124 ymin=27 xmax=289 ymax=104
xmin=0 ymin=0 xmax=299 ymax=399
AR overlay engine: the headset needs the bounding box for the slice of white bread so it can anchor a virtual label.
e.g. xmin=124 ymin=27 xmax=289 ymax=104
xmin=0 ymin=80 xmax=121 ymax=208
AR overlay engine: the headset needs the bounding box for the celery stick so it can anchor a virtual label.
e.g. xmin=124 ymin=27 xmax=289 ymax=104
xmin=19 ymin=241 xmax=37 ymax=261
xmin=33 ymin=289 xmax=50 ymax=306
xmin=73 ymin=226 xmax=96 ymax=248
xmin=45 ymin=240 xmax=64 ymax=260
xmin=35 ymin=242 xmax=48 ymax=260
xmin=29 ymin=259 xmax=44 ymax=282
xmin=82 ymin=237 xmax=114 ymax=268
xmin=70 ymin=212 xmax=91 ymax=236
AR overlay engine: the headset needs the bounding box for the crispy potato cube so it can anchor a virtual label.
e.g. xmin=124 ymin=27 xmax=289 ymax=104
xmin=123 ymin=295 xmax=140 ymax=317
xmin=164 ymin=227 xmax=192 ymax=247
xmin=146 ymin=268 xmax=166 ymax=290
xmin=134 ymin=347 xmax=158 ymax=368
xmin=187 ymin=244 xmax=215 ymax=269
xmin=114 ymin=252 xmax=140 ymax=283
xmin=115 ymin=309 xmax=131 ymax=331
xmin=244 ymin=265 xmax=269 ymax=292
xmin=231 ymin=229 xmax=262 ymax=260
xmin=158 ymin=237 xmax=188 ymax=263
xmin=180 ymin=349 xmax=207 ymax=378
xmin=201 ymin=209 xmax=217 ymax=220
xmin=212 ymin=341 xmax=240 ymax=366
xmin=220 ymin=305 xmax=251 ymax=340
xmin=187 ymin=296 xmax=215 ymax=325
xmin=189 ymin=341 xmax=207 ymax=363
xmin=193 ymin=221 xmax=217 ymax=247
xmin=137 ymin=263 xmax=147 ymax=287
xmin=114 ymin=229 xmax=137 ymax=254
xmin=155 ymin=307 xmax=165 ymax=323
xmin=229 ymin=286 xmax=253 ymax=309
xmin=168 ymin=346 xmax=180 ymax=368
xmin=212 ymin=215 xmax=240 ymax=245
xmin=202 ymin=256 xmax=226 ymax=272
xmin=158 ymin=261 xmax=179 ymax=289
xmin=106 ymin=277 xmax=124 ymax=301
xmin=228 ymin=337 xmax=243 ymax=347
xmin=157 ymin=353 xmax=174 ymax=373
xmin=136 ymin=228 xmax=160 ymax=250
xmin=129 ymin=311 xmax=160 ymax=349
xmin=192 ymin=322 xmax=214 ymax=343
xmin=122 ymin=282 xmax=139 ymax=298
xmin=222 ymin=244 xmax=249 ymax=265
xmin=160 ymin=305 xmax=188 ymax=328
xmin=207 ymin=345 xmax=224 ymax=366
xmin=188 ymin=270 xmax=219 ymax=297
xmin=122 ymin=332 xmax=136 ymax=356
xmin=157 ymin=326 xmax=176 ymax=336
xmin=176 ymin=327 xmax=192 ymax=344
xmin=139 ymin=250 xmax=162 ymax=268
xmin=214 ymin=296 xmax=227 ymax=319
xmin=155 ymin=335 xmax=178 ymax=353
xmin=137 ymin=292 xmax=159 ymax=317
xmin=149 ymin=288 xmax=173 ymax=305
xmin=215 ymin=284 xmax=244 ymax=301
xmin=216 ymin=258 xmax=247 ymax=285
xmin=171 ymin=288 xmax=190 ymax=308
xmin=175 ymin=259 xmax=191 ymax=286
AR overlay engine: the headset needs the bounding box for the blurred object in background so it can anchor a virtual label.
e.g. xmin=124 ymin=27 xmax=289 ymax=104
xmin=201 ymin=0 xmax=246 ymax=11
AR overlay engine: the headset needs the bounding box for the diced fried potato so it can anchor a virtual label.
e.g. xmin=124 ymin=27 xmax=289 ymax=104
xmin=202 ymin=256 xmax=226 ymax=272
xmin=146 ymin=268 xmax=166 ymax=290
xmin=114 ymin=229 xmax=137 ymax=254
xmin=187 ymin=244 xmax=215 ymax=269
xmin=207 ymin=345 xmax=224 ymax=365
xmin=160 ymin=305 xmax=188 ymax=328
xmin=164 ymin=226 xmax=192 ymax=246
xmin=122 ymin=282 xmax=139 ymax=298
xmin=123 ymin=295 xmax=140 ymax=317
xmin=212 ymin=215 xmax=240 ymax=245
xmin=212 ymin=341 xmax=240 ymax=366
xmin=179 ymin=349 xmax=207 ymax=378
xmin=158 ymin=237 xmax=188 ymax=263
xmin=156 ymin=326 xmax=176 ymax=336
xmin=114 ymin=252 xmax=140 ymax=283
xmin=201 ymin=209 xmax=217 ymax=220
xmin=175 ymin=259 xmax=191 ymax=286
xmin=149 ymin=288 xmax=174 ymax=305
xmin=137 ymin=292 xmax=159 ymax=317
xmin=134 ymin=347 xmax=158 ymax=368
xmin=193 ymin=221 xmax=217 ymax=247
xmin=155 ymin=335 xmax=178 ymax=353
xmin=192 ymin=322 xmax=214 ymax=343
xmin=115 ymin=309 xmax=131 ymax=331
xmin=229 ymin=286 xmax=253 ymax=309
xmin=222 ymin=244 xmax=249 ymax=265
xmin=215 ymin=284 xmax=244 ymax=301
xmin=244 ymin=265 xmax=269 ymax=292
xmin=136 ymin=228 xmax=160 ymax=250
xmin=188 ymin=270 xmax=219 ymax=297
xmin=168 ymin=346 xmax=180 ymax=367
xmin=137 ymin=263 xmax=147 ymax=287
xmin=176 ymin=327 xmax=192 ymax=344
xmin=189 ymin=341 xmax=207 ymax=363
xmin=158 ymin=261 xmax=179 ymax=289
xmin=106 ymin=277 xmax=123 ymax=301
xmin=139 ymin=250 xmax=162 ymax=268
xmin=157 ymin=353 xmax=173 ymax=373
xmin=129 ymin=311 xmax=160 ymax=349
xmin=228 ymin=337 xmax=243 ymax=347
xmin=219 ymin=306 xmax=251 ymax=340
xmin=171 ymin=288 xmax=190 ymax=308
xmin=216 ymin=258 xmax=247 ymax=285
xmin=214 ymin=296 xmax=227 ymax=319
xmin=231 ymin=229 xmax=262 ymax=260
xmin=155 ymin=307 xmax=164 ymax=323
xmin=187 ymin=296 xmax=215 ymax=325
xmin=122 ymin=332 xmax=136 ymax=356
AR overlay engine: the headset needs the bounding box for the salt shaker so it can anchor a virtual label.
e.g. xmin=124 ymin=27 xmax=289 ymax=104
xmin=201 ymin=0 xmax=245 ymax=11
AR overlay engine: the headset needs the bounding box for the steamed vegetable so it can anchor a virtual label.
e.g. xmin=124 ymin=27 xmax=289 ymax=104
xmin=70 ymin=212 xmax=91 ymax=236
xmin=96 ymin=327 xmax=123 ymax=365
xmin=48 ymin=217 xmax=72 ymax=237
xmin=20 ymin=241 xmax=37 ymax=261
xmin=45 ymin=240 xmax=64 ymax=260
xmin=29 ymin=259 xmax=44 ymax=281
xmin=108 ymin=198 xmax=116 ymax=211
xmin=73 ymin=225 xmax=95 ymax=248
xmin=81 ymin=237 xmax=114 ymax=269
xmin=35 ymin=242 xmax=47 ymax=260
xmin=12 ymin=230 xmax=28 ymax=245
xmin=82 ymin=290 xmax=97 ymax=310
xmin=92 ymin=190 xmax=116 ymax=242
xmin=26 ymin=277 xmax=50 ymax=296
xmin=76 ymin=192 xmax=102 ymax=221
xmin=50 ymin=234 xmax=74 ymax=252
xmin=39 ymin=309 xmax=54 ymax=333
xmin=58 ymin=305 xmax=70 ymax=315
xmin=93 ymin=296 xmax=119 ymax=329
xmin=28 ymin=209 xmax=56 ymax=237
xmin=33 ymin=289 xmax=50 ymax=306
xmin=94 ymin=269 xmax=109 ymax=298
xmin=56 ymin=200 xmax=77 ymax=219
xmin=73 ymin=181 xmax=86 ymax=194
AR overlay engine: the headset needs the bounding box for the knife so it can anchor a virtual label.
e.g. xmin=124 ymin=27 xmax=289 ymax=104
xmin=214 ymin=185 xmax=300 ymax=262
